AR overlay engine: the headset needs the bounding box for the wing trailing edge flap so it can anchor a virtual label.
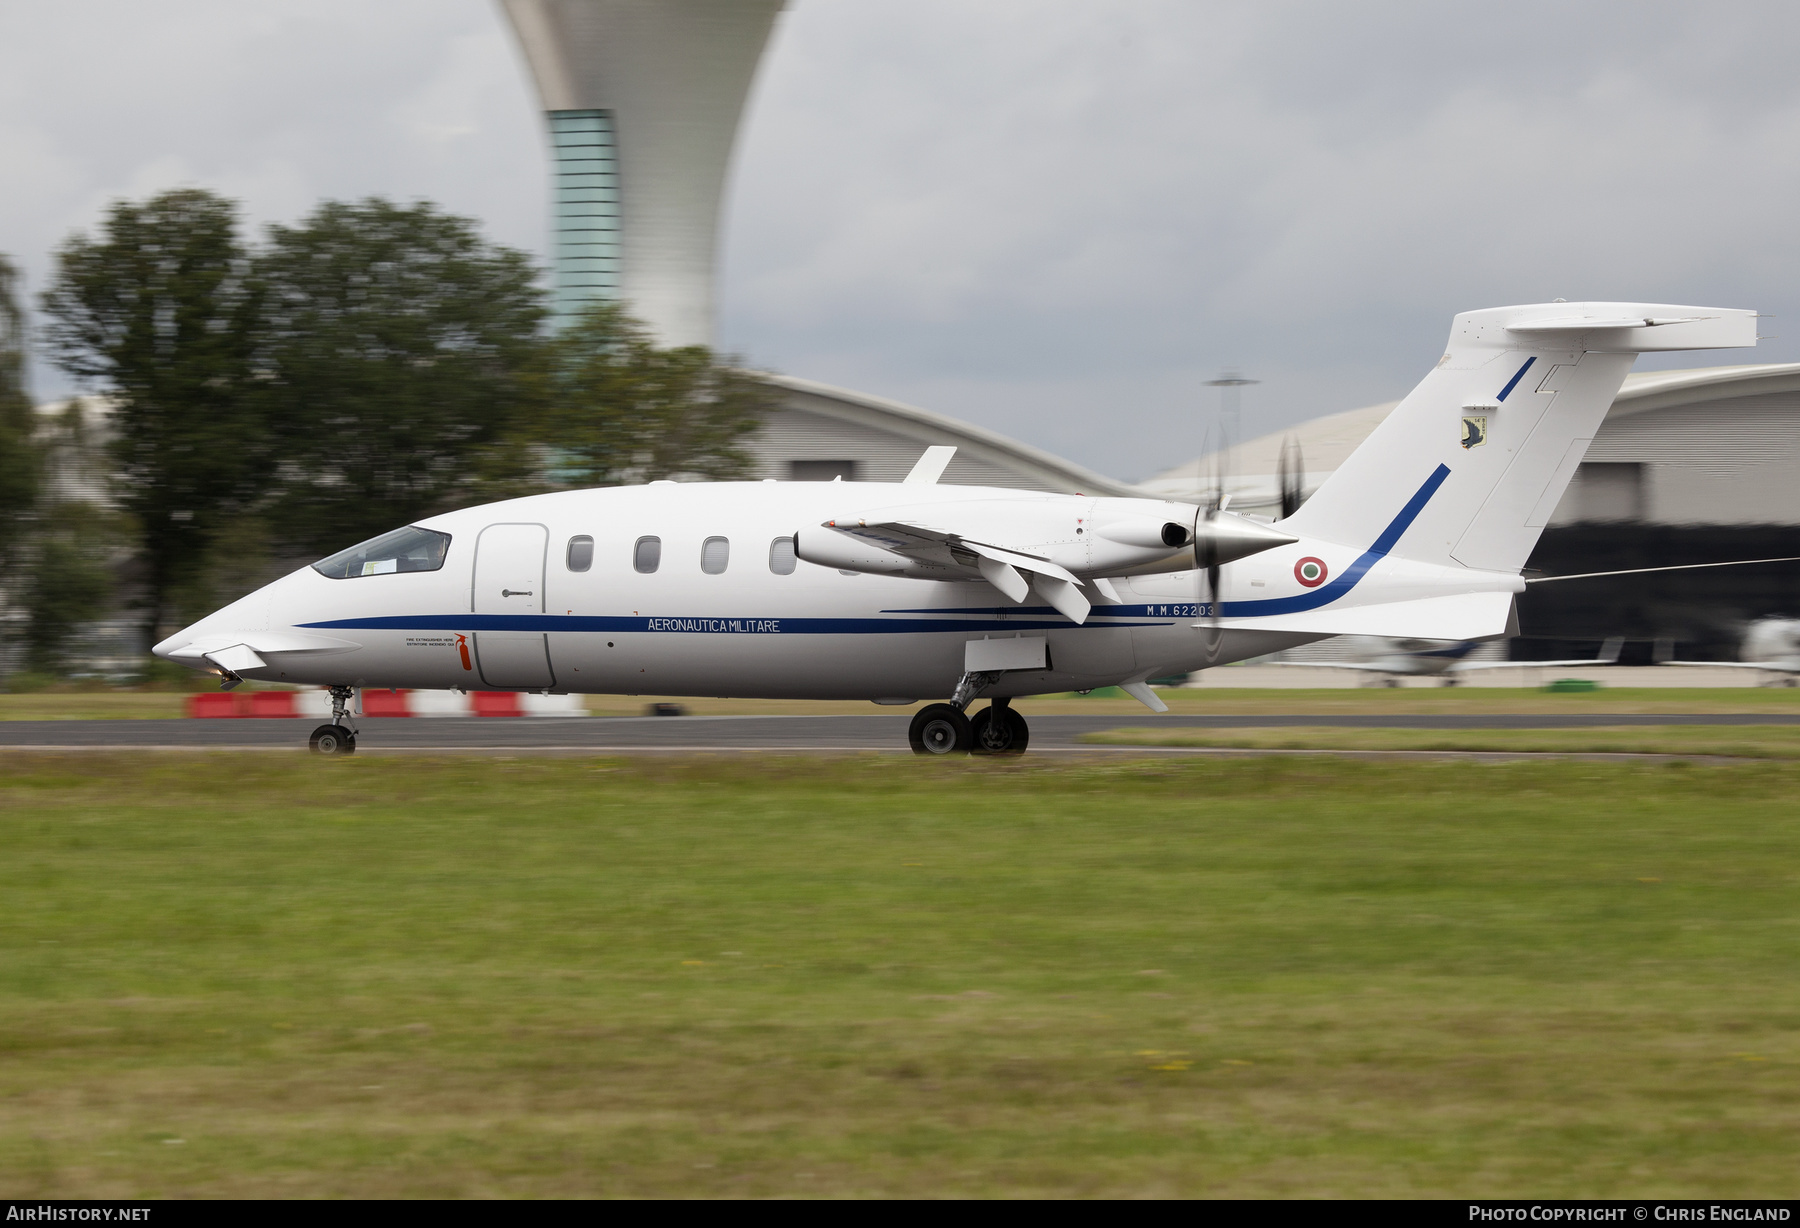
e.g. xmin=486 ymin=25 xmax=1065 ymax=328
xmin=976 ymin=555 xmax=1029 ymax=603
xmin=1225 ymin=591 xmax=1514 ymax=642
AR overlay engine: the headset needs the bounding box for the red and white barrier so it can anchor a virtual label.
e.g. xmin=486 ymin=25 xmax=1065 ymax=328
xmin=185 ymin=689 xmax=588 ymax=718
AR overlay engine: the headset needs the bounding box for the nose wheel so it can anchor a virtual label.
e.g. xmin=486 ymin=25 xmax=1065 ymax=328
xmin=308 ymin=723 xmax=357 ymax=756
xmin=309 ymin=685 xmax=359 ymax=755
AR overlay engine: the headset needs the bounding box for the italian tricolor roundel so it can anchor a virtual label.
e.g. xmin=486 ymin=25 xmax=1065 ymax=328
xmin=1294 ymin=557 xmax=1328 ymax=588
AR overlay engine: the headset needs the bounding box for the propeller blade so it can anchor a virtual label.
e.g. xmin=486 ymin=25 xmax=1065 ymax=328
xmin=1278 ymin=435 xmax=1305 ymax=520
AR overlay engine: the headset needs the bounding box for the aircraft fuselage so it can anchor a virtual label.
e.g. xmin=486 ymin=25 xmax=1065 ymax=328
xmin=158 ymin=481 xmax=1320 ymax=703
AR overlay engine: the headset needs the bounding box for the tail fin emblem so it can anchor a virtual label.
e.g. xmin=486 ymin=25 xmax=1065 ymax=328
xmin=1460 ymin=416 xmax=1488 ymax=449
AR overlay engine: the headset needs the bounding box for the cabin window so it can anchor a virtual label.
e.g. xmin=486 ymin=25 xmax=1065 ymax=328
xmin=701 ymin=536 xmax=730 ymax=575
xmin=312 ymin=525 xmax=451 ymax=579
xmin=566 ymin=535 xmax=594 ymax=572
xmin=769 ymin=536 xmax=797 ymax=575
xmin=633 ymin=536 xmax=661 ymax=574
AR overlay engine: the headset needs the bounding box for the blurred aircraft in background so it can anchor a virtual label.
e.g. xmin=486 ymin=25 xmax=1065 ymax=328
xmin=1662 ymin=618 xmax=1800 ymax=686
xmin=1275 ymin=636 xmax=1622 ymax=687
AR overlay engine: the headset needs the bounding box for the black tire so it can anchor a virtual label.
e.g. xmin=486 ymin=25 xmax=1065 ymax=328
xmin=909 ymin=704 xmax=972 ymax=756
xmin=309 ymin=723 xmax=357 ymax=756
xmin=969 ymin=706 xmax=1030 ymax=756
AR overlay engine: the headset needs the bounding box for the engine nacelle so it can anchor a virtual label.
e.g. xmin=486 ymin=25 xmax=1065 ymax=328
xmin=1095 ymin=517 xmax=1191 ymax=550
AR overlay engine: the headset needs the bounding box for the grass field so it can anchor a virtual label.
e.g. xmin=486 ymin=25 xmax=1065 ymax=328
xmin=1081 ymin=724 xmax=1800 ymax=759
xmin=1 ymin=753 xmax=1796 ymax=1198
xmin=5 ymin=686 xmax=1800 ymax=721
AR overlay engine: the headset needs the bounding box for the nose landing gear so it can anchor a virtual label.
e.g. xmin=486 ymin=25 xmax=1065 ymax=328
xmin=308 ymin=685 xmax=358 ymax=756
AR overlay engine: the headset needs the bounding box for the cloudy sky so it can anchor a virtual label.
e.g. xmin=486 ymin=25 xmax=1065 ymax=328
xmin=4 ymin=0 xmax=1799 ymax=481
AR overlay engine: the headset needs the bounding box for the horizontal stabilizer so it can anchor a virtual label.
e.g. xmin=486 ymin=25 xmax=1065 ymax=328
xmin=1501 ymin=307 xmax=1756 ymax=351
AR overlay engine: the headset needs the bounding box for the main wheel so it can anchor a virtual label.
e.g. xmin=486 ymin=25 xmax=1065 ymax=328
xmin=909 ymin=704 xmax=972 ymax=756
xmin=969 ymin=706 xmax=1030 ymax=756
xmin=308 ymin=723 xmax=357 ymax=756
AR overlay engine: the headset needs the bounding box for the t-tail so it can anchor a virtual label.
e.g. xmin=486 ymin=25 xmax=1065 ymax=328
xmin=1219 ymin=303 xmax=1757 ymax=643
xmin=1282 ymin=303 xmax=1757 ymax=572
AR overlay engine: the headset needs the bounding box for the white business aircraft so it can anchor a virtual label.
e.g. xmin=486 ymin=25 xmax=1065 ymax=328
xmin=1663 ymin=617 xmax=1800 ymax=686
xmin=1276 ymin=635 xmax=1623 ymax=687
xmin=155 ymin=301 xmax=1759 ymax=756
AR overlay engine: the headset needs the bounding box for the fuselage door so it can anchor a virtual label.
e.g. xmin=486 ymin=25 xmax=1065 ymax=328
xmin=471 ymin=522 xmax=554 ymax=689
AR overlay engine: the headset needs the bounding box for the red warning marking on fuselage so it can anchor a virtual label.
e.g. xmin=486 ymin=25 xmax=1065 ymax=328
xmin=456 ymin=633 xmax=472 ymax=670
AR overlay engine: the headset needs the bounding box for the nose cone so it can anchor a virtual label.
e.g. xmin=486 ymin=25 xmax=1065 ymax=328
xmin=152 ymin=629 xmax=194 ymax=660
xmin=1195 ymin=510 xmax=1299 ymax=567
xmin=150 ymin=581 xmax=277 ymax=666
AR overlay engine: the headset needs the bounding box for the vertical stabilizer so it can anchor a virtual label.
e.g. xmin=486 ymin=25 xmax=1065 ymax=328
xmin=1280 ymin=303 xmax=1757 ymax=573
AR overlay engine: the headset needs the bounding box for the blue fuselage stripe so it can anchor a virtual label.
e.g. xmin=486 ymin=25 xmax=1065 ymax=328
xmin=299 ymin=613 xmax=1168 ymax=635
xmin=1215 ymin=463 xmax=1451 ymax=617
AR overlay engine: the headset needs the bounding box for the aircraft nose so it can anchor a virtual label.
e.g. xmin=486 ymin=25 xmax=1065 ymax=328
xmin=151 ymin=631 xmax=189 ymax=661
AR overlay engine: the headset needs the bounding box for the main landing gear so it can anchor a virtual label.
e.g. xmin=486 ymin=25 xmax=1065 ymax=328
xmin=908 ymin=672 xmax=1030 ymax=757
xmin=308 ymin=685 xmax=358 ymax=756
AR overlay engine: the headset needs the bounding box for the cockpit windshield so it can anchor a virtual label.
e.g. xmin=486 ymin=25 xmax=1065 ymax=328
xmin=312 ymin=526 xmax=452 ymax=579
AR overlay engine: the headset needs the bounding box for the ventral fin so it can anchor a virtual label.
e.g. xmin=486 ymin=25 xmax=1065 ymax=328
xmin=1119 ymin=680 xmax=1169 ymax=714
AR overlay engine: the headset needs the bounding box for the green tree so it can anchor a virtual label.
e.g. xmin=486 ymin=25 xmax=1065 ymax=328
xmin=0 ymin=254 xmax=39 ymax=569
xmin=529 ymin=302 xmax=771 ymax=489
xmin=254 ymin=199 xmax=545 ymax=553
xmin=19 ymin=499 xmax=114 ymax=674
xmin=38 ymin=189 xmax=262 ymax=644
